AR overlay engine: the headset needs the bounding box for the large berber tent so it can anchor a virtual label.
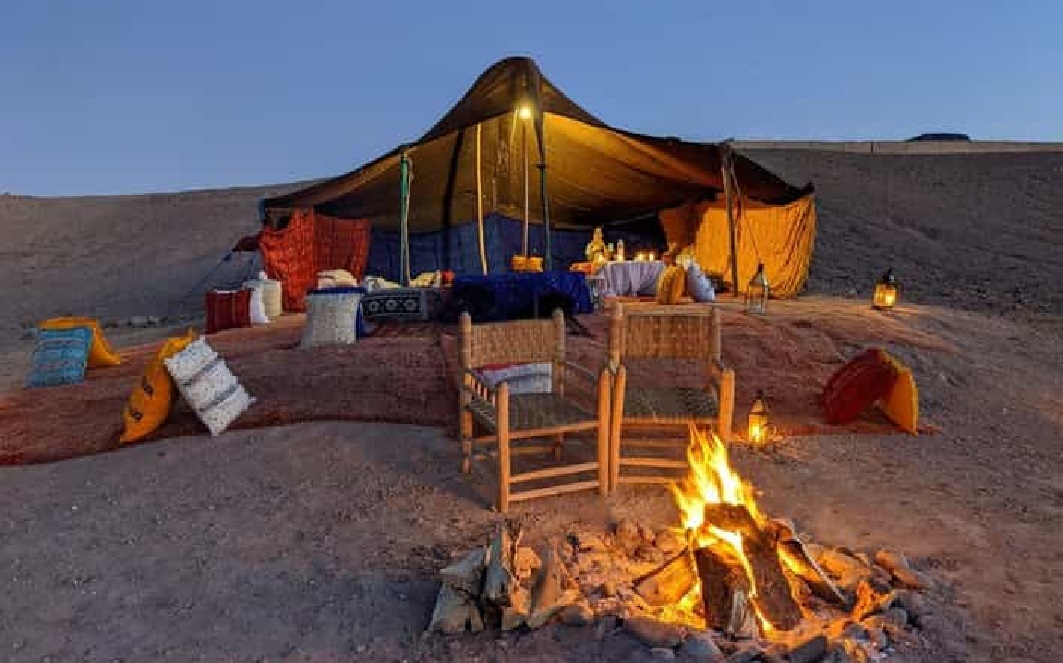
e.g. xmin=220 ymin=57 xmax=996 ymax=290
xmin=260 ymin=56 xmax=817 ymax=299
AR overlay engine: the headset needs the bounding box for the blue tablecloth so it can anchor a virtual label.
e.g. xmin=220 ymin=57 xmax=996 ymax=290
xmin=452 ymin=271 xmax=593 ymax=322
xmin=307 ymin=286 xmax=369 ymax=337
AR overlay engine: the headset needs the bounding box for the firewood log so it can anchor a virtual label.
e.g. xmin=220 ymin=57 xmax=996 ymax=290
xmin=701 ymin=504 xmax=802 ymax=631
xmin=694 ymin=546 xmax=758 ymax=638
xmin=440 ymin=547 xmax=487 ymax=596
xmin=483 ymin=523 xmax=521 ymax=606
xmin=428 ymin=584 xmax=483 ymax=634
xmin=633 ymin=548 xmax=697 ymax=606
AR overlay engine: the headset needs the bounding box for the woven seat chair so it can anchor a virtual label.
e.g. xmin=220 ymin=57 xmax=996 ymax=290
xmin=607 ymin=303 xmax=735 ymax=491
xmin=459 ymin=309 xmax=610 ymax=513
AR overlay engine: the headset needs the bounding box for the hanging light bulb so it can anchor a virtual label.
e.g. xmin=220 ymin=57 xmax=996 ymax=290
xmin=748 ymin=389 xmax=769 ymax=444
xmin=745 ymin=263 xmax=770 ymax=315
xmin=517 ymin=104 xmax=533 ymax=121
xmin=873 ymin=268 xmax=899 ymax=310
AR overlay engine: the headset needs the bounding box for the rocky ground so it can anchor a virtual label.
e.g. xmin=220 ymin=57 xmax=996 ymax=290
xmin=0 ymin=148 xmax=1060 ymax=661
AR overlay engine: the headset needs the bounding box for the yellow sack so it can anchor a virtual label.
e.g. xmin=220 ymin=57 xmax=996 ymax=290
xmin=878 ymin=352 xmax=919 ymax=434
xmin=654 ymin=265 xmax=687 ymax=305
xmin=39 ymin=316 xmax=122 ymax=368
xmin=119 ymin=330 xmax=197 ymax=444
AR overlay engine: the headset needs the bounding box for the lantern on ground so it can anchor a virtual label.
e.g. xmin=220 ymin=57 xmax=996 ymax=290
xmin=745 ymin=263 xmax=769 ymax=315
xmin=873 ymin=268 xmax=898 ymax=310
xmin=748 ymin=389 xmax=769 ymax=444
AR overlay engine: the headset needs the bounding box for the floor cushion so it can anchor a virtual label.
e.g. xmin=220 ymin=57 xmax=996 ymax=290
xmin=362 ymin=287 xmax=442 ymax=323
xmin=205 ymin=289 xmax=253 ymax=334
xmin=164 ymin=337 xmax=254 ymax=436
xmin=877 ymin=353 xmax=919 ymax=434
xmin=38 ymin=317 xmax=121 ymax=368
xmin=821 ymin=348 xmax=900 ymax=424
xmin=25 ymin=326 xmax=93 ymax=388
xmin=301 ymin=289 xmax=362 ymax=348
xmin=119 ymin=329 xmax=198 ymax=444
xmin=655 ymin=265 xmax=687 ymax=305
xmin=685 ymin=262 xmax=716 ymax=303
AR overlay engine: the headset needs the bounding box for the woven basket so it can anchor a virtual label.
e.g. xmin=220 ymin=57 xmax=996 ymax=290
xmin=243 ymin=278 xmax=283 ymax=319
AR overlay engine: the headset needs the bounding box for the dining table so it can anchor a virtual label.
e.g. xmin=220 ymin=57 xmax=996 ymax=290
xmin=598 ymin=260 xmax=666 ymax=297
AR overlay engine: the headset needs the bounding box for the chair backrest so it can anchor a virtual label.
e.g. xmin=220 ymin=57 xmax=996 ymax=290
xmin=608 ymin=303 xmax=720 ymax=364
xmin=459 ymin=309 xmax=566 ymax=371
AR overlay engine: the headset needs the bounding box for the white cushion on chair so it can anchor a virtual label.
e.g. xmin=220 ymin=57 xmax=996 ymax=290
xmin=475 ymin=362 xmax=552 ymax=395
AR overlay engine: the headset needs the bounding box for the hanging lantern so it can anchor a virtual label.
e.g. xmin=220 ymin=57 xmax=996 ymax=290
xmin=745 ymin=263 xmax=769 ymax=315
xmin=748 ymin=389 xmax=769 ymax=444
xmin=873 ymin=268 xmax=899 ymax=310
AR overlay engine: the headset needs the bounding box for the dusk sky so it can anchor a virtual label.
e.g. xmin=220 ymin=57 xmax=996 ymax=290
xmin=2 ymin=0 xmax=1060 ymax=196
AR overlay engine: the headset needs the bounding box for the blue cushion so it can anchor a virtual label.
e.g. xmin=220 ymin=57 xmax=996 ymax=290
xmin=686 ymin=262 xmax=716 ymax=303
xmin=25 ymin=326 xmax=93 ymax=388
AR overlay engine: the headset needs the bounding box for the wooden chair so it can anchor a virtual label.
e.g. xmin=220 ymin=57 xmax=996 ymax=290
xmin=459 ymin=309 xmax=611 ymax=513
xmin=607 ymin=303 xmax=735 ymax=491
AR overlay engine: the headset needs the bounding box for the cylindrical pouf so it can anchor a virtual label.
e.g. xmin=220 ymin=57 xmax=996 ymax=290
xmin=300 ymin=290 xmax=362 ymax=348
xmin=244 ymin=278 xmax=283 ymax=319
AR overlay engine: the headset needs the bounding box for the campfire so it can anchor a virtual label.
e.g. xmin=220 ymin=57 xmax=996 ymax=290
xmin=430 ymin=428 xmax=933 ymax=661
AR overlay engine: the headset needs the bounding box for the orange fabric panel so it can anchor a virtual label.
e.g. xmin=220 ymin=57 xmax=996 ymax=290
xmin=660 ymin=194 xmax=816 ymax=298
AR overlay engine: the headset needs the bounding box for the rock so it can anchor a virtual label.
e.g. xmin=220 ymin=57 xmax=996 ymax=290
xmin=881 ymin=607 xmax=909 ymax=628
xmin=635 ymin=544 xmax=665 ymax=565
xmin=514 ymin=546 xmax=542 ymax=582
xmin=893 ymin=589 xmax=929 ymax=624
xmin=577 ymin=534 xmax=610 ymax=553
xmin=650 ymin=648 xmax=676 ymax=660
xmin=851 ymin=579 xmax=897 ymax=620
xmin=147 ymin=315 xmax=162 ymax=326
xmin=601 ymin=580 xmax=618 ymax=598
xmin=595 ymin=614 xmax=620 ymax=640
xmin=655 ymin=529 xmax=685 ymax=555
xmin=823 ymin=645 xmax=856 ymax=663
xmin=788 ymin=634 xmax=829 ymax=663
xmin=724 ymin=652 xmax=760 ymax=663
xmin=841 ymin=622 xmax=870 ymax=641
xmin=615 ymin=519 xmax=643 ymax=554
xmin=890 ymin=565 xmax=930 ymax=591
xmin=872 ymin=549 xmax=908 ymax=572
xmin=559 ymin=603 xmax=594 ymax=627
xmin=638 ymin=523 xmax=656 ymax=545
xmin=20 ymin=329 xmax=37 ymax=340
xmin=866 ymin=627 xmax=888 ymax=649
xmin=680 ymin=632 xmax=725 ymax=662
xmin=623 ymin=616 xmax=684 ymax=648
xmin=130 ymin=315 xmax=149 ymax=328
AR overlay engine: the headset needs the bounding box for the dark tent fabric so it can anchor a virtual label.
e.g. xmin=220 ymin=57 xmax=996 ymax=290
xmin=261 ymin=56 xmax=812 ymax=232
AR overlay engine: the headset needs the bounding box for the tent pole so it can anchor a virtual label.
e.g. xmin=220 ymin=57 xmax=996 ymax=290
xmin=399 ymin=151 xmax=412 ymax=286
xmin=538 ymin=163 xmax=552 ymax=270
xmin=475 ymin=123 xmax=488 ymax=274
xmin=721 ymin=142 xmax=740 ymax=295
xmin=522 ymin=121 xmax=529 ymax=256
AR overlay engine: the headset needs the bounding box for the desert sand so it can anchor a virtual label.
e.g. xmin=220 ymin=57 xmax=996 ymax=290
xmin=0 ymin=148 xmax=1060 ymax=661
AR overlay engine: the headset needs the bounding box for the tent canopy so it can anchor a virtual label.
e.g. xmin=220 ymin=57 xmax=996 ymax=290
xmin=261 ymin=56 xmax=812 ymax=232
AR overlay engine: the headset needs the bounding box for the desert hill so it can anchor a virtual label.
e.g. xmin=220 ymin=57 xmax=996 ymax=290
xmin=2 ymin=148 xmax=1060 ymax=343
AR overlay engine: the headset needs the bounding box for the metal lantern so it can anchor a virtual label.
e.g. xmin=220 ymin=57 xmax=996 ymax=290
xmin=748 ymin=389 xmax=769 ymax=444
xmin=745 ymin=263 xmax=770 ymax=315
xmin=873 ymin=268 xmax=898 ymax=310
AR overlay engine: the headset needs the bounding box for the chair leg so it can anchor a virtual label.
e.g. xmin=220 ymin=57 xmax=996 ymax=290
xmin=460 ymin=408 xmax=473 ymax=474
xmin=498 ymin=428 xmax=511 ymax=514
xmin=610 ymin=366 xmax=628 ymax=493
xmin=597 ymin=369 xmax=611 ymax=495
xmin=552 ymin=433 xmax=564 ymax=461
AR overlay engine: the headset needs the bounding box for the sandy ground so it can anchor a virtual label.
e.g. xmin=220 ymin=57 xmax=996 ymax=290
xmin=1 ymin=149 xmax=1061 ymax=661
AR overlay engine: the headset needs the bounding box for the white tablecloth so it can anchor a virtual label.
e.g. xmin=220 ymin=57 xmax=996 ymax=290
xmin=599 ymin=261 xmax=665 ymax=297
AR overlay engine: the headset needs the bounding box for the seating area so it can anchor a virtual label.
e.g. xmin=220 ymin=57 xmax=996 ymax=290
xmin=457 ymin=302 xmax=734 ymax=512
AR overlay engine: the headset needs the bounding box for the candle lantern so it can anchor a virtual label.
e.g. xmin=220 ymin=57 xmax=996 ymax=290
xmin=748 ymin=389 xmax=769 ymax=444
xmin=745 ymin=263 xmax=770 ymax=315
xmin=873 ymin=268 xmax=898 ymax=310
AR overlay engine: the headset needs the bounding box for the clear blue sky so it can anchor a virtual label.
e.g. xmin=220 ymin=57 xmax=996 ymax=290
xmin=2 ymin=0 xmax=1060 ymax=196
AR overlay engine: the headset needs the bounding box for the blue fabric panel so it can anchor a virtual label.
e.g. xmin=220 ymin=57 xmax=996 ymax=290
xmin=451 ymin=271 xmax=592 ymax=322
xmin=25 ymin=327 xmax=93 ymax=388
xmin=365 ymin=214 xmax=662 ymax=283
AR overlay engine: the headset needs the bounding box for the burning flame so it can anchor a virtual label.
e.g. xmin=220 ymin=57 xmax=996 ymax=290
xmin=671 ymin=427 xmax=773 ymax=633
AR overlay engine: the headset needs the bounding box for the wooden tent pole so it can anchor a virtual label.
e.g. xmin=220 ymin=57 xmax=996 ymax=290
xmin=399 ymin=150 xmax=412 ymax=287
xmin=522 ymin=120 xmax=530 ymax=256
xmin=476 ymin=123 xmax=488 ymax=275
xmin=721 ymin=142 xmax=740 ymax=295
